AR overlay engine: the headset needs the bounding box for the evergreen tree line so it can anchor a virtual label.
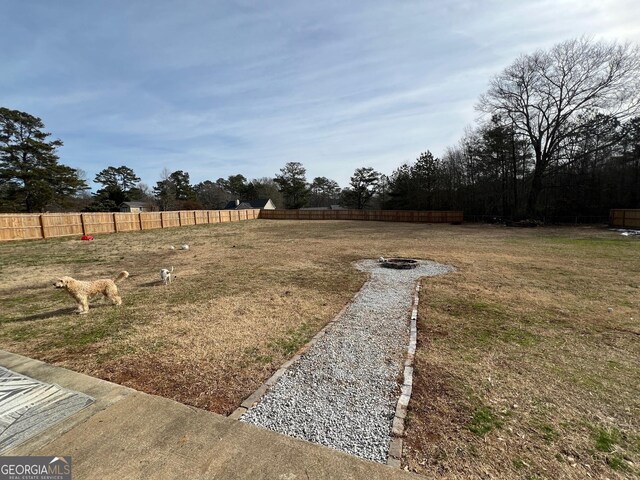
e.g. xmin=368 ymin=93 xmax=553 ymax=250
xmin=2 ymin=38 xmax=638 ymax=218
xmin=385 ymin=114 xmax=640 ymax=220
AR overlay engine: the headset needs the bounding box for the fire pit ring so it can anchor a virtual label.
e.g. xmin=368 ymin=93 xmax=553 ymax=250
xmin=380 ymin=258 xmax=418 ymax=269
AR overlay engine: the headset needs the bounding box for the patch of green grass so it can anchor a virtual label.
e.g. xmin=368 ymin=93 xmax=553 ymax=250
xmin=241 ymin=346 xmax=273 ymax=366
xmin=269 ymin=323 xmax=315 ymax=356
xmin=42 ymin=309 xmax=136 ymax=350
xmin=1 ymin=295 xmax=37 ymax=308
xmin=144 ymin=339 xmax=169 ymax=354
xmin=95 ymin=344 xmax=137 ymax=364
xmin=538 ymin=424 xmax=559 ymax=442
xmin=0 ymin=298 xmax=46 ymax=320
xmin=606 ymin=453 xmax=628 ymax=471
xmin=472 ymin=301 xmax=493 ymax=311
xmin=61 ymin=323 xmax=112 ymax=348
xmin=436 ymin=298 xmax=510 ymax=320
xmin=539 ymin=237 xmax=630 ymax=248
xmin=606 ymin=360 xmax=622 ymax=369
xmin=471 ymin=324 xmax=539 ymax=347
xmin=7 ymin=325 xmax=34 ymax=341
xmin=512 ymin=458 xmax=527 ymax=470
xmin=0 ymin=251 xmax=98 ymax=268
xmin=593 ymin=427 xmax=620 ymax=453
xmin=548 ymin=365 xmax=606 ymax=394
xmin=500 ymin=327 xmax=539 ymax=346
xmin=467 ymin=405 xmax=503 ymax=436
xmin=436 ymin=296 xmax=539 ymax=348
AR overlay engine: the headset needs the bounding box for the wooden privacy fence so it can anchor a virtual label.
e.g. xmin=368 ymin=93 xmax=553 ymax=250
xmin=0 ymin=208 xmax=463 ymax=242
xmin=259 ymin=209 xmax=464 ymax=223
xmin=609 ymin=209 xmax=640 ymax=229
xmin=0 ymin=209 xmax=260 ymax=241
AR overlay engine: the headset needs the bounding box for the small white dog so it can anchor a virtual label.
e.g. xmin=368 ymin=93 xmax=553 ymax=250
xmin=160 ymin=266 xmax=175 ymax=285
xmin=180 ymin=244 xmax=189 ymax=251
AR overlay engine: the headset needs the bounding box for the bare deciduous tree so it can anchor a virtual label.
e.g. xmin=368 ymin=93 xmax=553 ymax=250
xmin=478 ymin=37 xmax=640 ymax=215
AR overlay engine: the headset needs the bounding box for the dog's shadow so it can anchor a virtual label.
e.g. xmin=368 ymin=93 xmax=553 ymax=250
xmin=139 ymin=280 xmax=165 ymax=287
xmin=9 ymin=308 xmax=77 ymax=323
xmin=6 ymin=303 xmax=114 ymax=323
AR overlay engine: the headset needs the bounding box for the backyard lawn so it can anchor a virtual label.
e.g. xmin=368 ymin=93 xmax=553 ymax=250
xmin=0 ymin=220 xmax=637 ymax=479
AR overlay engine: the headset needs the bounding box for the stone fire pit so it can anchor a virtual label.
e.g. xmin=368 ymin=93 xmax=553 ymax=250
xmin=380 ymin=258 xmax=418 ymax=269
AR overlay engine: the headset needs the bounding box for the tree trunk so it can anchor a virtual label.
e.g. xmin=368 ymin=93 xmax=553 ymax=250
xmin=511 ymin=135 xmax=518 ymax=217
xmin=526 ymin=168 xmax=544 ymax=218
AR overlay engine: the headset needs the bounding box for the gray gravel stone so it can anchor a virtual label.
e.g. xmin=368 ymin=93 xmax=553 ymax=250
xmin=241 ymin=259 xmax=452 ymax=463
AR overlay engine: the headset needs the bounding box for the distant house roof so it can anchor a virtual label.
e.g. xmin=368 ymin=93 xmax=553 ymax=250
xmin=224 ymin=199 xmax=273 ymax=209
xmin=120 ymin=202 xmax=147 ymax=208
xmin=300 ymin=205 xmax=346 ymax=210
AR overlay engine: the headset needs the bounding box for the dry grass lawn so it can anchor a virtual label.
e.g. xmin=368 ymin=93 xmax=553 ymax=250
xmin=0 ymin=220 xmax=638 ymax=479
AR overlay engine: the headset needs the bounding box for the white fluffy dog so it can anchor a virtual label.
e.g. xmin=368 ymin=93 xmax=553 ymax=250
xmin=160 ymin=266 xmax=174 ymax=285
xmin=54 ymin=271 xmax=129 ymax=314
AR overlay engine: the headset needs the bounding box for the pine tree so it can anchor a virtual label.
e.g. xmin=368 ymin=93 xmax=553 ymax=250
xmin=0 ymin=107 xmax=87 ymax=212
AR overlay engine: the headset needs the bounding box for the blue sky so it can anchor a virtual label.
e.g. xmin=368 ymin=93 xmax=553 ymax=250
xmin=3 ymin=1 xmax=639 ymax=190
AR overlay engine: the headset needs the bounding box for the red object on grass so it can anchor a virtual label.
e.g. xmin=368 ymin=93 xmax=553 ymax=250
xmin=81 ymin=235 xmax=94 ymax=241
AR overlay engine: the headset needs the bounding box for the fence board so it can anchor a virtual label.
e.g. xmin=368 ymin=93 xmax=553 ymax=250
xmin=162 ymin=212 xmax=180 ymax=228
xmin=39 ymin=213 xmax=84 ymax=237
xmin=609 ymin=209 xmax=640 ymax=228
xmin=0 ymin=214 xmax=42 ymax=241
xmin=195 ymin=211 xmax=208 ymax=225
xmin=140 ymin=212 xmax=162 ymax=230
xmin=114 ymin=213 xmax=141 ymax=232
xmin=83 ymin=213 xmax=115 ymax=235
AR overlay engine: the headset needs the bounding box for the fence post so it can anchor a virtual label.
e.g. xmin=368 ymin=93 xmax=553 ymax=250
xmin=207 ymin=210 xmax=211 ymax=224
xmin=113 ymin=213 xmax=119 ymax=233
xmin=39 ymin=215 xmax=47 ymax=239
xmin=178 ymin=212 xmax=182 ymax=226
xmin=622 ymin=210 xmax=626 ymax=228
xmin=160 ymin=212 xmax=165 ymax=229
xmin=194 ymin=210 xmax=197 ymax=225
xmin=139 ymin=212 xmax=143 ymax=230
xmin=80 ymin=213 xmax=87 ymax=235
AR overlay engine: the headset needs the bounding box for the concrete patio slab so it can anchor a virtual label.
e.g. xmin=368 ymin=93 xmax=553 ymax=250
xmin=1 ymin=350 xmax=418 ymax=479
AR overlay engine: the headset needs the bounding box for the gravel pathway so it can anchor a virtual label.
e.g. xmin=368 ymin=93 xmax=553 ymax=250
xmin=241 ymin=259 xmax=452 ymax=463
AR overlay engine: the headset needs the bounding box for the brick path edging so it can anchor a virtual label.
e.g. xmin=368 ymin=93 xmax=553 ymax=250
xmin=386 ymin=282 xmax=420 ymax=468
